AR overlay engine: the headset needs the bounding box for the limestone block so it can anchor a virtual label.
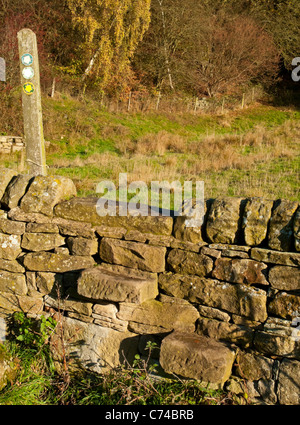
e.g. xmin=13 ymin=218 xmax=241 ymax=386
xmin=268 ymin=199 xmax=298 ymax=251
xmin=36 ymin=272 xmax=63 ymax=295
xmin=0 ymin=258 xmax=25 ymax=273
xmin=212 ymin=258 xmax=268 ymax=286
xmin=158 ymin=273 xmax=268 ymax=322
xmin=269 ymin=266 xmax=300 ymax=291
xmin=196 ymin=318 xmax=254 ymax=347
xmin=99 ymin=238 xmax=166 ymax=272
xmin=21 ymin=233 xmax=65 ymax=251
xmin=7 ymin=207 xmax=51 ymax=223
xmin=235 ymin=351 xmax=274 ymax=381
xmin=242 ymin=197 xmax=273 ymax=246
xmin=53 ymin=217 xmax=95 ymax=238
xmin=67 ymin=237 xmax=98 ymax=256
xmin=26 ymin=222 xmax=59 ymax=233
xmin=92 ymin=302 xmax=128 ymax=331
xmin=77 ymin=266 xmax=158 ymax=304
xmin=206 ymin=197 xmax=242 ymax=244
xmin=50 ymin=316 xmax=139 ymax=373
xmin=172 ymin=198 xmax=206 ymax=244
xmin=0 ymin=233 xmax=21 ymax=260
xmin=167 ymin=249 xmax=213 ymax=277
xmin=277 ymin=359 xmax=300 ymax=405
xmin=55 ymin=197 xmax=173 ymax=235
xmin=251 ymin=248 xmax=300 ymax=267
xmin=160 ymin=331 xmax=236 ymax=388
xmin=0 ymin=292 xmax=20 ymax=312
xmin=0 ymin=219 xmax=26 ymax=235
xmin=17 ymin=295 xmax=43 ymax=316
xmin=268 ymin=292 xmax=300 ymax=320
xmin=254 ymin=319 xmax=300 ymax=358
xmin=45 ymin=295 xmax=93 ymax=316
xmin=128 ymin=299 xmax=199 ymax=334
xmin=20 ymin=175 xmax=77 ymax=217
xmin=94 ymin=225 xmax=126 ymax=239
xmin=294 ymin=207 xmax=300 ymax=251
xmin=1 ymin=174 xmax=33 ymax=209
xmin=0 ymin=168 xmax=18 ymax=200
xmin=23 ymin=252 xmax=95 ymax=272
xmin=0 ymin=271 xmax=27 ymax=295
xmin=197 ymin=305 xmax=231 ymax=322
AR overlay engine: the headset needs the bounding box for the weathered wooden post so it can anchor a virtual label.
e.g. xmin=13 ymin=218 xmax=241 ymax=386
xmin=0 ymin=57 xmax=5 ymax=82
xmin=17 ymin=28 xmax=47 ymax=176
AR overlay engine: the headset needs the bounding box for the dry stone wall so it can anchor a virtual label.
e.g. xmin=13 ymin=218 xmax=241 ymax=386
xmin=0 ymin=169 xmax=299 ymax=404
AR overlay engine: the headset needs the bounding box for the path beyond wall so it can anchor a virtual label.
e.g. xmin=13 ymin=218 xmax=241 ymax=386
xmin=0 ymin=169 xmax=299 ymax=404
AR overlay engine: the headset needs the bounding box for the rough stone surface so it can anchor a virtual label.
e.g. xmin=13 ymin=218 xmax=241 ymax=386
xmin=0 ymin=258 xmax=25 ymax=273
xmin=277 ymin=359 xmax=300 ymax=405
xmin=50 ymin=316 xmax=139 ymax=373
xmin=100 ymin=238 xmax=166 ymax=272
xmin=253 ymin=321 xmax=300 ymax=358
xmin=20 ymin=175 xmax=77 ymax=217
xmin=128 ymin=299 xmax=199 ymax=334
xmin=251 ymin=248 xmax=300 ymax=266
xmin=196 ymin=318 xmax=254 ymax=347
xmin=92 ymin=302 xmax=127 ymax=332
xmin=26 ymin=222 xmax=59 ymax=233
xmin=212 ymin=258 xmax=268 ymax=285
xmin=77 ymin=266 xmax=158 ymax=304
xmin=0 ymin=271 xmax=27 ymax=295
xmin=54 ymin=197 xmax=173 ymax=235
xmin=17 ymin=295 xmax=43 ymax=315
xmin=7 ymin=207 xmax=51 ymax=223
xmin=1 ymin=174 xmax=33 ymax=209
xmin=0 ymin=219 xmax=26 ymax=235
xmin=159 ymin=273 xmax=267 ymax=322
xmin=268 ymin=199 xmax=298 ymax=252
xmin=268 ymin=292 xmax=300 ymax=320
xmin=0 ymin=233 xmax=21 ymax=260
xmin=242 ymin=197 xmax=273 ymax=246
xmin=54 ymin=218 xmax=95 ymax=238
xmin=294 ymin=207 xmax=300 ymax=252
xmin=23 ymin=252 xmax=95 ymax=272
xmin=235 ymin=351 xmax=274 ymax=381
xmin=197 ymin=305 xmax=231 ymax=322
xmin=36 ymin=272 xmax=63 ymax=295
xmin=21 ymin=233 xmax=65 ymax=251
xmin=45 ymin=295 xmax=93 ymax=316
xmin=0 ymin=168 xmax=17 ymax=201
xmin=167 ymin=249 xmax=213 ymax=277
xmin=269 ymin=266 xmax=300 ymax=291
xmin=206 ymin=197 xmax=242 ymax=244
xmin=67 ymin=237 xmax=98 ymax=256
xmin=160 ymin=331 xmax=236 ymax=387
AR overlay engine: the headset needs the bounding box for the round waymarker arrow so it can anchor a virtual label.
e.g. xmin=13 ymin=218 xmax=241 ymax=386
xmin=23 ymin=82 xmax=35 ymax=95
xmin=22 ymin=66 xmax=34 ymax=80
xmin=21 ymin=53 xmax=33 ymax=66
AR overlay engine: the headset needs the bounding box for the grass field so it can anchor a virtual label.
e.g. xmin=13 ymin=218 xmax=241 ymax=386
xmin=1 ymin=93 xmax=299 ymax=201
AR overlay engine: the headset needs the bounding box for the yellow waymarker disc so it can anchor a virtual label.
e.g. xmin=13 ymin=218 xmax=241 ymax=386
xmin=23 ymin=82 xmax=35 ymax=95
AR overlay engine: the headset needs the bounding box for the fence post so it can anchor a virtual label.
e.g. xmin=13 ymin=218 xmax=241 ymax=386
xmin=17 ymin=28 xmax=47 ymax=176
xmin=0 ymin=57 xmax=5 ymax=82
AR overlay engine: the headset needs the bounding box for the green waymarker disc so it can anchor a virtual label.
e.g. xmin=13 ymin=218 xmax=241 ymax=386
xmin=21 ymin=53 xmax=33 ymax=66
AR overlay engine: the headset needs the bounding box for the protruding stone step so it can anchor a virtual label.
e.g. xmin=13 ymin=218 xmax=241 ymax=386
xmin=77 ymin=266 xmax=158 ymax=304
xmin=160 ymin=331 xmax=236 ymax=388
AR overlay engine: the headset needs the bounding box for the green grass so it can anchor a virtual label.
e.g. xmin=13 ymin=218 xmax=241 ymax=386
xmin=0 ymin=339 xmax=236 ymax=406
xmin=1 ymin=93 xmax=299 ymax=201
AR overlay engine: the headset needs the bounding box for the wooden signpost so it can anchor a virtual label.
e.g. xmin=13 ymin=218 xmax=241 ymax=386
xmin=17 ymin=28 xmax=47 ymax=176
